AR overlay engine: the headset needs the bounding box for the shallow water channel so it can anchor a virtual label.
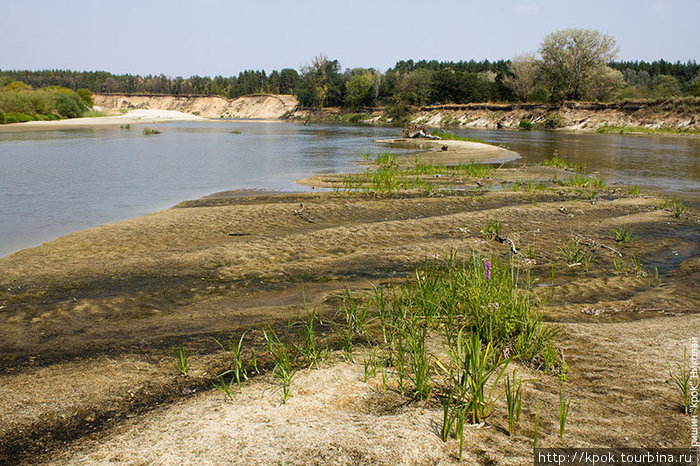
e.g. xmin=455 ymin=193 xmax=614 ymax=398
xmin=0 ymin=121 xmax=698 ymax=257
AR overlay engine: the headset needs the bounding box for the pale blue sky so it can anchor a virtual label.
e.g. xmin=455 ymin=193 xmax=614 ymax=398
xmin=2 ymin=0 xmax=698 ymax=77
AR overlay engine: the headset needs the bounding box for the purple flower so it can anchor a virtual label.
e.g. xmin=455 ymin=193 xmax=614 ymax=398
xmin=485 ymin=261 xmax=491 ymax=280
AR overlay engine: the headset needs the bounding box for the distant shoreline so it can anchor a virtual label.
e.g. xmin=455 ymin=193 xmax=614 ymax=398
xmin=0 ymin=109 xmax=205 ymax=132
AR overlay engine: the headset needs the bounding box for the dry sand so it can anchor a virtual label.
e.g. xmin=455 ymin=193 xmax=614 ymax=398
xmin=0 ymin=142 xmax=697 ymax=464
xmin=0 ymin=109 xmax=205 ymax=131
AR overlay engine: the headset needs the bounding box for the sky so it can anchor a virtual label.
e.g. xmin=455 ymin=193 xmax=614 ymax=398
xmin=2 ymin=0 xmax=698 ymax=77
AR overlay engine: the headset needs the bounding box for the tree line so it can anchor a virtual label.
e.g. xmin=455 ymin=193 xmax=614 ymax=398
xmin=1 ymin=29 xmax=698 ymax=115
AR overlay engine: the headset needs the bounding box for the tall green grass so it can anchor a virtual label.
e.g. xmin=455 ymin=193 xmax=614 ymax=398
xmin=668 ymin=348 xmax=695 ymax=414
xmin=264 ymin=328 xmax=297 ymax=404
xmin=214 ymin=331 xmax=248 ymax=389
xmin=541 ymin=152 xmax=584 ymax=171
xmin=559 ymin=383 xmax=572 ymax=437
xmin=341 ymin=152 xmax=492 ymax=195
xmin=295 ymin=311 xmax=326 ymax=368
xmin=172 ymin=344 xmax=190 ymax=376
xmin=505 ymin=368 xmax=526 ymax=436
xmin=333 ymin=250 xmax=563 ymax=449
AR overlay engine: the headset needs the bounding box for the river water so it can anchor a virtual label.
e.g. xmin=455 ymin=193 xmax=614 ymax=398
xmin=0 ymin=121 xmax=698 ymax=257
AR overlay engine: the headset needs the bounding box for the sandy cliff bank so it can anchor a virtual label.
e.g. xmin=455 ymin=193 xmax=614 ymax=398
xmin=95 ymin=93 xmax=298 ymax=119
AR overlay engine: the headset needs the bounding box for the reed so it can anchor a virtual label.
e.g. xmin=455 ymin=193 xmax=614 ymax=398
xmin=214 ymin=331 xmax=248 ymax=389
xmin=668 ymin=348 xmax=695 ymax=414
xmin=264 ymin=328 xmax=296 ymax=404
xmin=295 ymin=312 xmax=325 ymax=368
xmin=212 ymin=373 xmax=236 ymax=401
xmin=172 ymin=344 xmax=189 ymax=376
xmin=505 ymin=368 xmax=525 ymax=436
xmin=559 ymin=383 xmax=572 ymax=437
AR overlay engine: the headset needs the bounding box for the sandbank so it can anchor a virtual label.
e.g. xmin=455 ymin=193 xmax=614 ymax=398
xmin=0 ymin=109 xmax=205 ymax=132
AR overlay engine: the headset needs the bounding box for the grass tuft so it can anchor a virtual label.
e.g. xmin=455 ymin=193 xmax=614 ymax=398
xmin=264 ymin=327 xmax=297 ymax=404
xmin=668 ymin=348 xmax=695 ymax=414
xmin=172 ymin=344 xmax=189 ymax=376
xmin=559 ymin=383 xmax=572 ymax=437
xmin=613 ymin=226 xmax=634 ymax=242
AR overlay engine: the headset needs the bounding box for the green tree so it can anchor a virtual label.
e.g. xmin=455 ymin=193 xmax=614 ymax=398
xmin=651 ymin=74 xmax=682 ymax=98
xmin=397 ymin=68 xmax=434 ymax=106
xmin=694 ymin=71 xmax=700 ymax=96
xmin=279 ymin=68 xmax=299 ymax=94
xmin=2 ymin=81 xmax=32 ymax=92
xmin=504 ymin=53 xmax=540 ymax=101
xmin=539 ymin=28 xmax=618 ymax=101
xmin=586 ymin=66 xmax=625 ymax=101
xmin=76 ymin=88 xmax=94 ymax=108
xmin=344 ymin=71 xmax=375 ymax=108
xmin=296 ymin=54 xmax=343 ymax=107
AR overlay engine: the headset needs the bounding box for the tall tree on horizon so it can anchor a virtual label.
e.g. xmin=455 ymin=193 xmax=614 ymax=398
xmin=539 ymin=28 xmax=618 ymax=101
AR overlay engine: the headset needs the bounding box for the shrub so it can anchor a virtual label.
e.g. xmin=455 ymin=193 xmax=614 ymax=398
xmin=1 ymin=81 xmax=32 ymax=91
xmin=76 ymin=88 xmax=94 ymax=108
xmin=519 ymin=119 xmax=533 ymax=130
xmin=3 ymin=112 xmax=36 ymax=124
xmin=348 ymin=113 xmax=367 ymax=123
xmin=56 ymin=93 xmax=87 ymax=118
xmin=543 ymin=112 xmax=563 ymax=129
xmin=385 ymin=99 xmax=412 ymax=121
xmin=0 ymin=109 xmax=4 ymax=124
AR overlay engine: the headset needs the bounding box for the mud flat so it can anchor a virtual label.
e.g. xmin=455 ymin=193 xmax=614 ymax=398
xmin=0 ymin=141 xmax=697 ymax=464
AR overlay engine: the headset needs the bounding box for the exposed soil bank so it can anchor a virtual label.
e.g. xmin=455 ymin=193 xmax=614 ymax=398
xmin=91 ymin=94 xmax=699 ymax=133
xmin=94 ymin=93 xmax=298 ymax=119
xmin=0 ymin=144 xmax=697 ymax=464
xmin=292 ymin=98 xmax=700 ymax=133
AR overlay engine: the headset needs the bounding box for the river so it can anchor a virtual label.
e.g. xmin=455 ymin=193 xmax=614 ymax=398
xmin=0 ymin=121 xmax=698 ymax=257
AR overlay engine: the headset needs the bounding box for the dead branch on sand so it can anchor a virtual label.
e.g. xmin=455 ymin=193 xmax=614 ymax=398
xmin=575 ymin=234 xmax=622 ymax=257
xmin=293 ymin=203 xmax=314 ymax=223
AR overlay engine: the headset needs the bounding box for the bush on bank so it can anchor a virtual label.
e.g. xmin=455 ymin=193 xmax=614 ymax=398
xmin=0 ymin=81 xmax=90 ymax=124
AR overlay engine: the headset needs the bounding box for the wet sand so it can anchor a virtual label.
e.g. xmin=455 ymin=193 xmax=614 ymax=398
xmin=0 ymin=141 xmax=697 ymax=464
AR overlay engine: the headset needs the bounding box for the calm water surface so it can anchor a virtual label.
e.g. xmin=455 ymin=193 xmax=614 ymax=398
xmin=0 ymin=121 xmax=698 ymax=257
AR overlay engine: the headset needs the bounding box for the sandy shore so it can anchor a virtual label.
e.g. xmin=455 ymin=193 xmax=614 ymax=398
xmin=0 ymin=109 xmax=205 ymax=131
xmin=377 ymin=138 xmax=520 ymax=164
xmin=0 ymin=143 xmax=697 ymax=464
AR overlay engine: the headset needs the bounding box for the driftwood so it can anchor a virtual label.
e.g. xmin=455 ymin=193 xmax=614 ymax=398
xmin=402 ymin=123 xmax=442 ymax=140
xmin=575 ymin=234 xmax=622 ymax=257
xmin=293 ymin=203 xmax=314 ymax=223
xmin=496 ymin=235 xmax=519 ymax=254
